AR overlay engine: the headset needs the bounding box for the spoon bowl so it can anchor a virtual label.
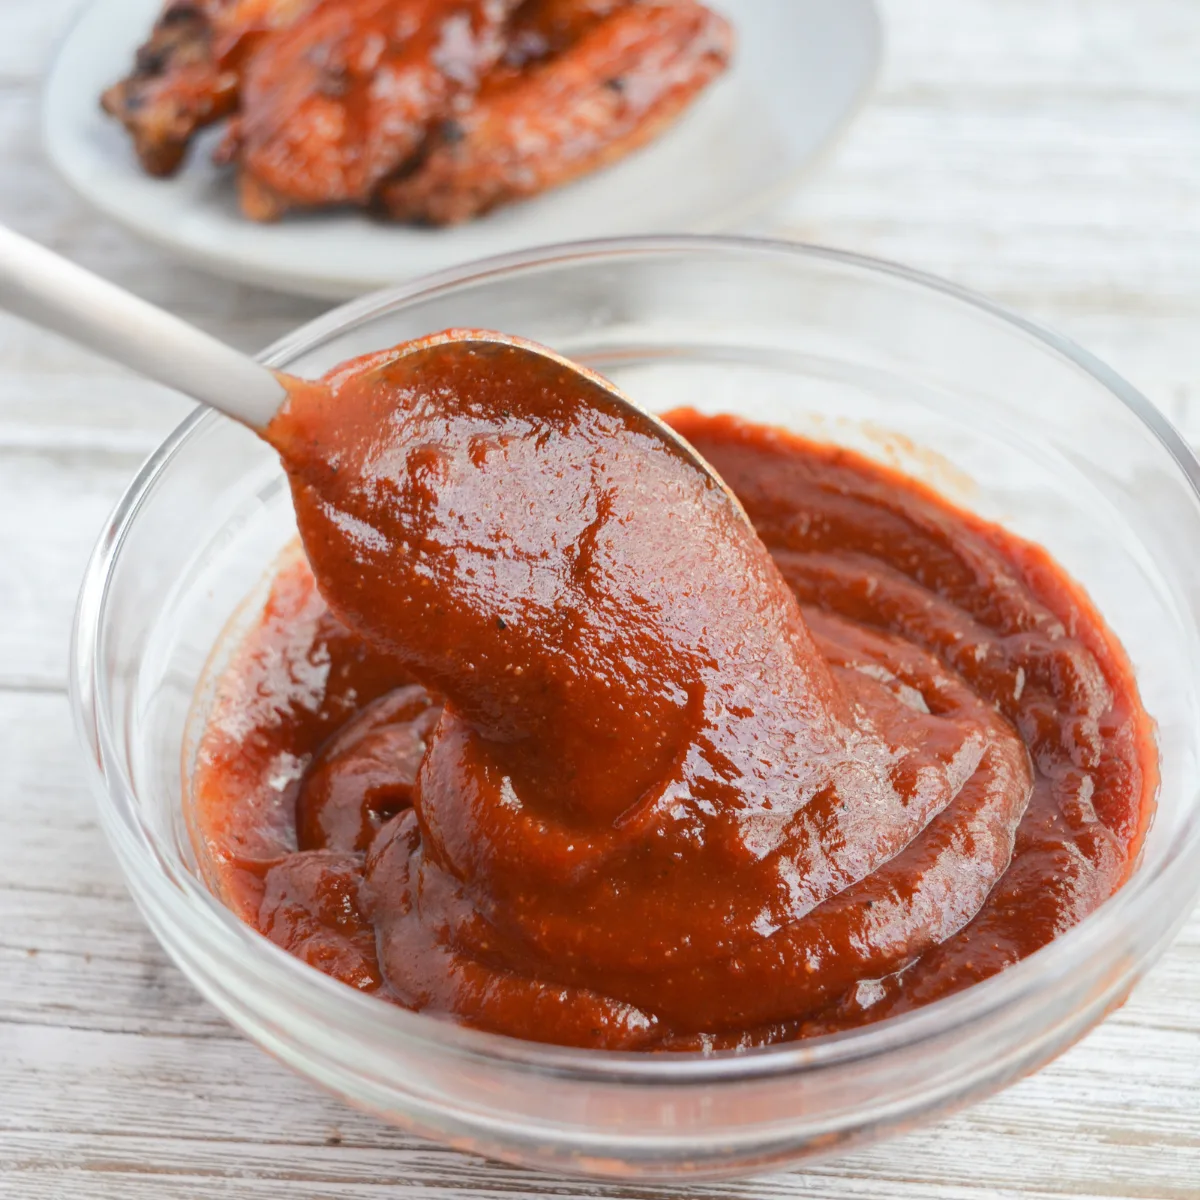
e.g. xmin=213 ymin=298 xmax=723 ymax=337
xmin=268 ymin=326 xmax=747 ymax=516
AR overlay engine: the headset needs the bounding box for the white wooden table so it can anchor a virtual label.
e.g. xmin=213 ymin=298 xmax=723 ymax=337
xmin=2 ymin=1 xmax=1199 ymax=1195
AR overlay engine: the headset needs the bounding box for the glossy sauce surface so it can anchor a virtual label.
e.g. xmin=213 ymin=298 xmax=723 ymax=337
xmin=192 ymin=341 xmax=1155 ymax=1049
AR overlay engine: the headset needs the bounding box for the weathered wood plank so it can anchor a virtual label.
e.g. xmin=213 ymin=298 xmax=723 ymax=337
xmin=0 ymin=445 xmax=148 ymax=689
xmin=1 ymin=1019 xmax=1198 ymax=1198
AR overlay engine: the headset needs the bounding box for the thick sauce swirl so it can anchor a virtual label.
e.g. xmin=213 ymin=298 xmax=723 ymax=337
xmin=192 ymin=340 xmax=1155 ymax=1049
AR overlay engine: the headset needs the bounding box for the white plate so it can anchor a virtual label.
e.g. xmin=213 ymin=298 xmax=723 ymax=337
xmin=43 ymin=0 xmax=880 ymax=299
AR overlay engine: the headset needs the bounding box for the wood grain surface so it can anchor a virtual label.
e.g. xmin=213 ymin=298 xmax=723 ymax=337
xmin=1 ymin=1 xmax=1198 ymax=1196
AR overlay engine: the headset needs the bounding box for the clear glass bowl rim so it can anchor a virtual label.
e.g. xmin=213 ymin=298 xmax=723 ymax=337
xmin=70 ymin=232 xmax=1200 ymax=1086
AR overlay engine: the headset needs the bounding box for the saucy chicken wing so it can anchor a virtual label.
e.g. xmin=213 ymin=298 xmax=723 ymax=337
xmin=219 ymin=0 xmax=521 ymax=220
xmin=378 ymin=0 xmax=733 ymax=224
xmin=100 ymin=0 xmax=313 ymax=176
xmin=101 ymin=0 xmax=733 ymax=223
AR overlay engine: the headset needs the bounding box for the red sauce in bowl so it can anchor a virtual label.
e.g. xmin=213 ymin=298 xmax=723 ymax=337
xmin=191 ymin=338 xmax=1156 ymax=1050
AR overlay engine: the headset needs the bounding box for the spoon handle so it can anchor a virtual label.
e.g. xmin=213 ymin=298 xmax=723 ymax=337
xmin=0 ymin=224 xmax=286 ymax=430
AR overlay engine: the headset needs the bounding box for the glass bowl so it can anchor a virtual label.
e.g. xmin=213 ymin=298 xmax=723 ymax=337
xmin=71 ymin=236 xmax=1200 ymax=1181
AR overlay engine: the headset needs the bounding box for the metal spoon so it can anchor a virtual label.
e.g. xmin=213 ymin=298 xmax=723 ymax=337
xmin=0 ymin=224 xmax=741 ymax=509
xmin=0 ymin=224 xmax=286 ymax=429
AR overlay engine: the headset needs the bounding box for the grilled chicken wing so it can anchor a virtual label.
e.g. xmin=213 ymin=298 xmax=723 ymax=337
xmin=220 ymin=0 xmax=521 ymax=220
xmin=103 ymin=0 xmax=733 ymax=225
xmin=378 ymin=0 xmax=732 ymax=225
xmin=100 ymin=0 xmax=312 ymax=176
